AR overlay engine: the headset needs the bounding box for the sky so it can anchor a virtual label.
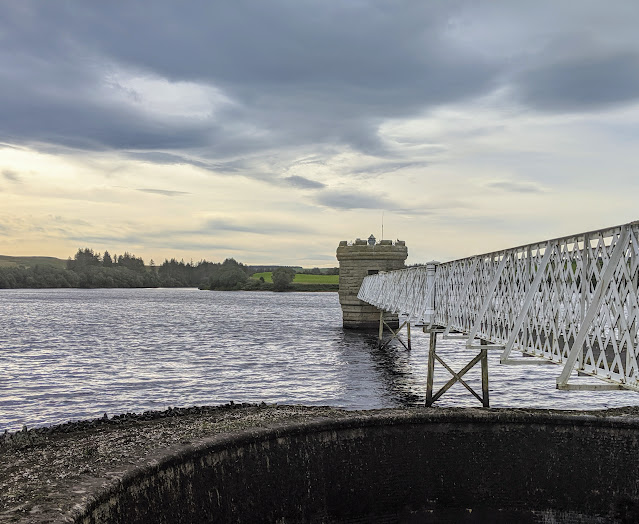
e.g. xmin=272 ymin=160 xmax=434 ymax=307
xmin=2 ymin=1 xmax=639 ymax=267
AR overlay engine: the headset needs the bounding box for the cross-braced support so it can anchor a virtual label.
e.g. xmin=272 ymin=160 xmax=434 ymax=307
xmin=377 ymin=310 xmax=411 ymax=350
xmin=425 ymin=330 xmax=489 ymax=407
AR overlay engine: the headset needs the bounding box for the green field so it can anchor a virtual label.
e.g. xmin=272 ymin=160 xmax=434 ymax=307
xmin=251 ymin=272 xmax=339 ymax=284
xmin=0 ymin=255 xmax=67 ymax=269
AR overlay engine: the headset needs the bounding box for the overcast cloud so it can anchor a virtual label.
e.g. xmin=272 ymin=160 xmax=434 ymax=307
xmin=2 ymin=1 xmax=639 ymax=265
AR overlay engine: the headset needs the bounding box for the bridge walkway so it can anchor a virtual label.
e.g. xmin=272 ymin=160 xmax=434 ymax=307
xmin=358 ymin=221 xmax=639 ymax=405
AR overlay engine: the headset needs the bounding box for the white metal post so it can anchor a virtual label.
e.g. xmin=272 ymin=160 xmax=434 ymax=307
xmin=424 ymin=260 xmax=439 ymax=326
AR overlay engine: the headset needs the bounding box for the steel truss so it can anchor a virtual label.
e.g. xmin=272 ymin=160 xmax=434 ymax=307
xmin=358 ymin=221 xmax=639 ymax=399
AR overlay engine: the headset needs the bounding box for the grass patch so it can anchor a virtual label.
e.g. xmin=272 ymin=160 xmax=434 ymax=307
xmin=0 ymin=255 xmax=67 ymax=269
xmin=251 ymin=271 xmax=273 ymax=283
xmin=293 ymin=274 xmax=339 ymax=284
xmin=251 ymin=272 xmax=338 ymax=284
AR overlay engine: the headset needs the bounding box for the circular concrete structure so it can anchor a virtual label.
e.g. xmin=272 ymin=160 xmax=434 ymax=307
xmin=75 ymin=409 xmax=639 ymax=523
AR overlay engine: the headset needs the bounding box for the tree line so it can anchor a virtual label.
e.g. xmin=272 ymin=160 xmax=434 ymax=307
xmin=0 ymin=248 xmax=239 ymax=289
xmin=0 ymin=248 xmax=335 ymax=291
xmin=202 ymin=261 xmax=297 ymax=291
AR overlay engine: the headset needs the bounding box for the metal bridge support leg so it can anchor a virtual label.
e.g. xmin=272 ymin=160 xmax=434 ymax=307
xmin=377 ymin=310 xmax=411 ymax=351
xmin=480 ymin=339 xmax=489 ymax=407
xmin=407 ymin=321 xmax=412 ymax=351
xmin=426 ymin=333 xmax=490 ymax=408
xmin=426 ymin=330 xmax=437 ymax=407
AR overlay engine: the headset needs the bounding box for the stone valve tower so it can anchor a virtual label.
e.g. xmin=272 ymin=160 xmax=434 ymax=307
xmin=336 ymin=235 xmax=408 ymax=330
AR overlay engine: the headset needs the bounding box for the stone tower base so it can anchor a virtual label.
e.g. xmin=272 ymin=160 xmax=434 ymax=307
xmin=340 ymin=303 xmax=394 ymax=331
xmin=336 ymin=237 xmax=408 ymax=331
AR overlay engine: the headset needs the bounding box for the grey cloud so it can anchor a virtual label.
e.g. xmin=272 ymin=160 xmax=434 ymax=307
xmin=242 ymin=172 xmax=280 ymax=185
xmin=158 ymin=240 xmax=253 ymax=254
xmin=315 ymin=190 xmax=396 ymax=210
xmin=2 ymin=169 xmax=20 ymax=182
xmin=127 ymin=152 xmax=218 ymax=171
xmin=315 ymin=189 xmax=440 ymax=215
xmin=315 ymin=189 xmax=470 ymax=218
xmin=0 ymin=142 xmax=22 ymax=150
xmin=135 ymin=188 xmax=190 ymax=197
xmin=282 ymin=176 xmax=326 ymax=190
xmin=201 ymin=220 xmax=254 ymax=234
xmin=391 ymin=208 xmax=435 ymax=217
xmin=68 ymin=233 xmax=242 ymax=254
xmin=203 ymin=219 xmax=314 ymax=236
xmin=129 ymin=151 xmax=318 ymax=190
xmin=0 ymin=1 xmax=501 ymax=160
xmin=514 ymin=52 xmax=639 ymax=111
xmin=127 ymin=151 xmax=251 ymax=176
xmin=67 ymin=234 xmax=144 ymax=246
xmin=351 ymin=161 xmax=429 ymax=178
xmin=240 ymin=172 xmax=325 ymax=189
xmin=1 ymin=0 xmax=638 ymax=178
xmin=67 ymin=217 xmax=314 ymax=250
xmin=485 ymin=180 xmax=546 ymax=194
xmin=47 ymin=215 xmax=93 ymax=227
xmin=291 ymin=156 xmax=327 ymax=167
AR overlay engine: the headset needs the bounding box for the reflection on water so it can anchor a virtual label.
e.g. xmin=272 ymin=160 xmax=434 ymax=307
xmin=1 ymin=288 xmax=638 ymax=432
xmin=365 ymin=334 xmax=423 ymax=406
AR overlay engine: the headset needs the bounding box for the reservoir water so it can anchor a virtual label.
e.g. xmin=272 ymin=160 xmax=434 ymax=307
xmin=2 ymin=288 xmax=638 ymax=432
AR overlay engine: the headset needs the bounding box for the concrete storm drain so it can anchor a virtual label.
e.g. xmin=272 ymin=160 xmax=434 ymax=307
xmin=76 ymin=409 xmax=639 ymax=523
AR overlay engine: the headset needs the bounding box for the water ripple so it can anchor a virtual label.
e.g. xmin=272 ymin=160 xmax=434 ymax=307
xmin=1 ymin=288 xmax=638 ymax=432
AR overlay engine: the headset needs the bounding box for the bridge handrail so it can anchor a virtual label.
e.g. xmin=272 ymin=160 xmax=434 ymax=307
xmin=357 ymin=220 xmax=639 ymax=391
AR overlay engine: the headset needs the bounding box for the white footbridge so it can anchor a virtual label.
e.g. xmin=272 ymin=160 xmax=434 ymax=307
xmin=357 ymin=221 xmax=639 ymax=406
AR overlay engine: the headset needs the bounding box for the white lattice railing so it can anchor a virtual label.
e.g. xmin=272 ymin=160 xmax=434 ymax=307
xmin=357 ymin=221 xmax=639 ymax=391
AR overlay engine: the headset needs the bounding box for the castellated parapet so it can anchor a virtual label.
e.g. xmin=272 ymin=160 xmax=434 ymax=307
xmin=336 ymin=236 xmax=408 ymax=330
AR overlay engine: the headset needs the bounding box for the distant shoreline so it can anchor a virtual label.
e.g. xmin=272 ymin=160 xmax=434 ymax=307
xmin=0 ymin=255 xmax=339 ymax=291
xmin=204 ymin=281 xmax=338 ymax=292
